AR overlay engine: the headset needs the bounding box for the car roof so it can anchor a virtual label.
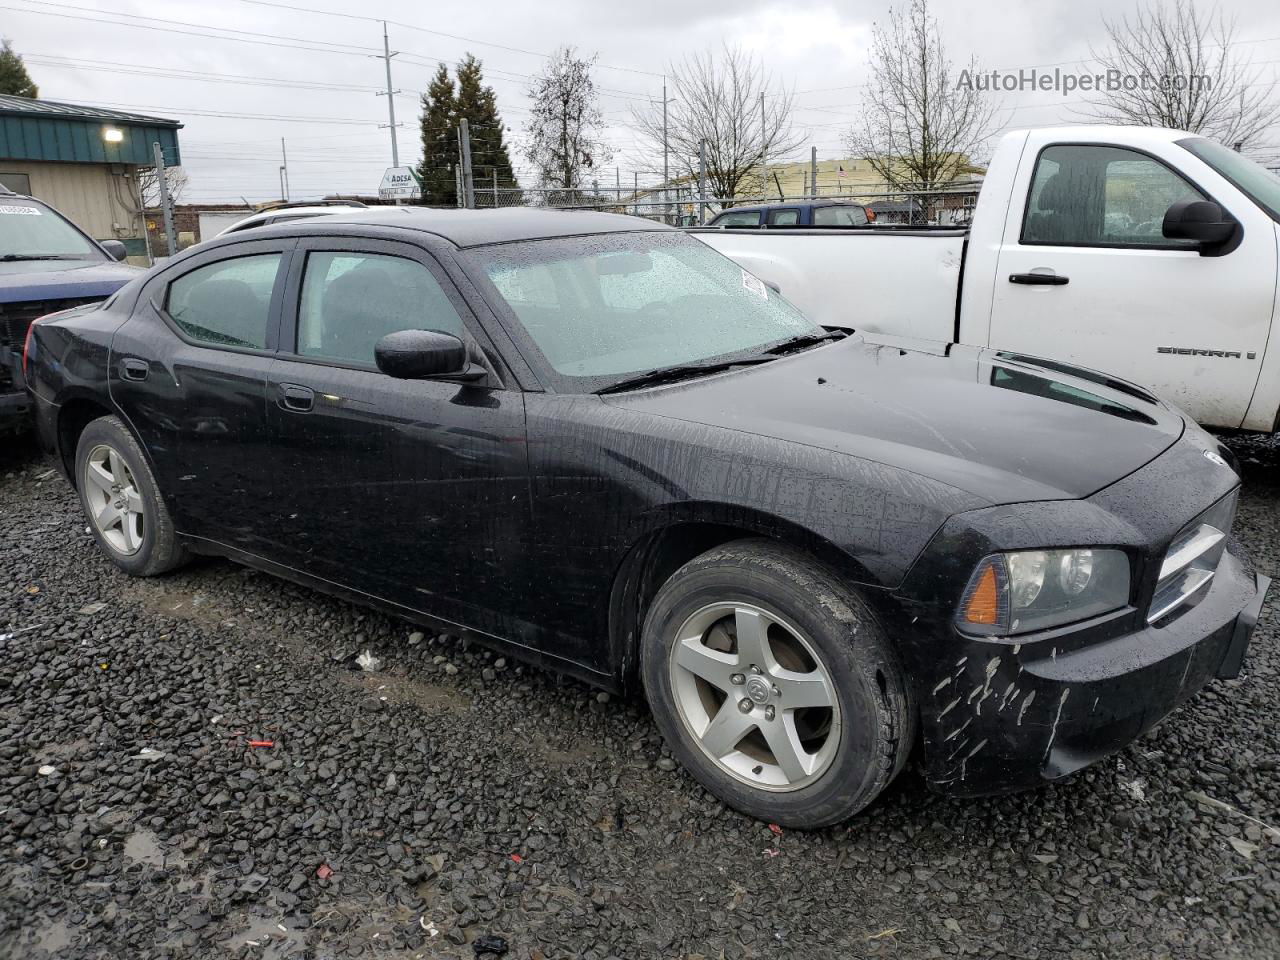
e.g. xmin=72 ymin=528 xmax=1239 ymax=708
xmin=270 ymin=206 xmax=675 ymax=248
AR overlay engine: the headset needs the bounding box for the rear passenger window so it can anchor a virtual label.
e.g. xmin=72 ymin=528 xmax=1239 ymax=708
xmin=297 ymin=252 xmax=465 ymax=365
xmin=813 ymin=206 xmax=867 ymax=226
xmin=766 ymin=208 xmax=801 ymax=226
xmin=712 ymin=210 xmax=762 ymax=227
xmin=167 ymin=254 xmax=281 ymax=349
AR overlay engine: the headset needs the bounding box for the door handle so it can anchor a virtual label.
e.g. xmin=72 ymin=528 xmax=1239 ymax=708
xmin=120 ymin=358 xmax=150 ymax=381
xmin=278 ymin=383 xmax=315 ymax=413
xmin=1009 ymin=272 xmax=1069 ymax=286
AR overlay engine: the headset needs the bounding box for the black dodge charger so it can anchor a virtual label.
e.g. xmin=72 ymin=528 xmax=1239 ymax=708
xmin=23 ymin=208 xmax=1269 ymax=827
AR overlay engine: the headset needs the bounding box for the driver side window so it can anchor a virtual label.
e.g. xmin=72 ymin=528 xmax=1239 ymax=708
xmin=1022 ymin=145 xmax=1206 ymax=248
xmin=296 ymin=251 xmax=464 ymax=365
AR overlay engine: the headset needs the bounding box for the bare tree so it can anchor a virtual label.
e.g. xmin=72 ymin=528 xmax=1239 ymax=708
xmin=1083 ymin=0 xmax=1278 ymax=147
xmin=524 ymin=47 xmax=609 ymax=198
xmin=136 ymin=165 xmax=188 ymax=208
xmin=633 ymin=44 xmax=805 ymax=206
xmin=847 ymin=0 xmax=995 ymax=221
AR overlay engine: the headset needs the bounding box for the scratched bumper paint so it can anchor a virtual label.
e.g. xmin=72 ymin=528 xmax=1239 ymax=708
xmin=919 ymin=546 xmax=1257 ymax=795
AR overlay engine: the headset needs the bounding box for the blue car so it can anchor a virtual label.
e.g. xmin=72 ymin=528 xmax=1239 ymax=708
xmin=1 ymin=183 xmax=141 ymax=433
xmin=708 ymin=200 xmax=875 ymax=228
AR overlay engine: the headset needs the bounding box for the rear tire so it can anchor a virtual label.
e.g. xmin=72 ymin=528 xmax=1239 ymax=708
xmin=74 ymin=415 xmax=187 ymax=577
xmin=640 ymin=539 xmax=913 ymax=828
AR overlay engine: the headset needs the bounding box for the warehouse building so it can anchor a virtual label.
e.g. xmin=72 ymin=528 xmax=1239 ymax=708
xmin=0 ymin=94 xmax=182 ymax=260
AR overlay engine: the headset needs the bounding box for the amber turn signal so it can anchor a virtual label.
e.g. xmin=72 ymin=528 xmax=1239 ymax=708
xmin=962 ymin=561 xmax=1001 ymax=625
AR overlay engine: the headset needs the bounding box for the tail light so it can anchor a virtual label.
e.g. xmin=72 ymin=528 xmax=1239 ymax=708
xmin=22 ymin=314 xmax=52 ymax=382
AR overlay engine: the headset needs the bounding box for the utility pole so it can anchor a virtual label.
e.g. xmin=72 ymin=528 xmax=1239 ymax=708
xmin=810 ymin=145 xmax=818 ymax=200
xmin=759 ymin=92 xmax=767 ymax=200
xmin=615 ymin=166 xmax=620 ymax=207
xmin=279 ymin=137 xmax=290 ymax=202
xmin=151 ymin=141 xmax=177 ymax=258
xmin=633 ymin=171 xmax=638 ymax=216
xmin=458 ymin=119 xmax=475 ymax=209
xmin=663 ymin=76 xmax=670 ymax=223
xmin=492 ymin=168 xmax=498 ymax=208
xmin=378 ymin=21 xmax=401 ymax=168
xmin=698 ymin=139 xmax=708 ymax=225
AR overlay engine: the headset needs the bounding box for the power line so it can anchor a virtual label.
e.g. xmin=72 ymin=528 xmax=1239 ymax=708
xmin=235 ymin=0 xmax=665 ymax=78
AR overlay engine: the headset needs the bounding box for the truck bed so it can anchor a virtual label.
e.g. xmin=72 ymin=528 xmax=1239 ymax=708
xmin=689 ymin=228 xmax=967 ymax=340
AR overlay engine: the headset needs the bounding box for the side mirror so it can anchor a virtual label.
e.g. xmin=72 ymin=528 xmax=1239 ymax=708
xmin=1162 ymin=199 xmax=1239 ymax=253
xmin=100 ymin=239 xmax=128 ymax=262
xmin=374 ymin=329 xmax=482 ymax=380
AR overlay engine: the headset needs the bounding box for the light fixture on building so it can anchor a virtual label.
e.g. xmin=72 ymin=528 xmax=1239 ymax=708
xmin=103 ymin=127 xmax=124 ymax=143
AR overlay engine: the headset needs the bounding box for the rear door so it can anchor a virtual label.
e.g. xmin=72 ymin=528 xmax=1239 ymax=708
xmin=988 ymin=137 xmax=1275 ymax=427
xmin=261 ymin=235 xmax=534 ymax=638
xmin=110 ymin=238 xmax=292 ymax=553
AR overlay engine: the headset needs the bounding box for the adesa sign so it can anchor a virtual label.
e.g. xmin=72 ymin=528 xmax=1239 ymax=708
xmin=378 ymin=167 xmax=422 ymax=201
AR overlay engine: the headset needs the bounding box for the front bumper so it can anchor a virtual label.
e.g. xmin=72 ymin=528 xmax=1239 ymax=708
xmin=913 ymin=547 xmax=1266 ymax=797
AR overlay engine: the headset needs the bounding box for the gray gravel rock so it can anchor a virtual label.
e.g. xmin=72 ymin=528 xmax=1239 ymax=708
xmin=1 ymin=432 xmax=1278 ymax=959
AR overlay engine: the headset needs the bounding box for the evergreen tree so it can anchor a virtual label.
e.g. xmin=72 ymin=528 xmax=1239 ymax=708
xmin=416 ymin=63 xmax=457 ymax=206
xmin=454 ymin=54 xmax=519 ymax=202
xmin=0 ymin=39 xmax=38 ymax=98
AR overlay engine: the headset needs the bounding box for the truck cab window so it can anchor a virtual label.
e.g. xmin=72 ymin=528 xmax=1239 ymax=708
xmin=1022 ymin=145 xmax=1205 ymax=248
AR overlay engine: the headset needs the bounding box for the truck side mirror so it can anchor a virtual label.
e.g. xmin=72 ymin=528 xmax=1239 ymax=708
xmin=1162 ymin=199 xmax=1239 ymax=255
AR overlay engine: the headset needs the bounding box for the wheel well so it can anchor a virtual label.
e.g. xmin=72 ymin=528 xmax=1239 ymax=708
xmin=57 ymin=398 xmax=114 ymax=486
xmin=607 ymin=521 xmax=868 ymax=692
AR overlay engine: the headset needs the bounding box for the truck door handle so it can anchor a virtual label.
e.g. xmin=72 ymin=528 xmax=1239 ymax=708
xmin=1009 ymin=272 xmax=1069 ymax=286
xmin=277 ymin=383 xmax=315 ymax=413
xmin=121 ymin=358 xmax=150 ymax=381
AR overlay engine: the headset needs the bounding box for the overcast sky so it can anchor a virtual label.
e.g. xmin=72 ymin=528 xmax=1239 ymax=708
xmin=6 ymin=0 xmax=1280 ymax=203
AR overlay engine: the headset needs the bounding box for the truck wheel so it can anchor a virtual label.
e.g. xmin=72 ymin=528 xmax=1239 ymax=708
xmin=640 ymin=539 xmax=913 ymax=828
xmin=74 ymin=415 xmax=187 ymax=577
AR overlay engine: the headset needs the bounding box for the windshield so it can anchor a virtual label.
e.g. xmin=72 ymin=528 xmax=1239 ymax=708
xmin=1178 ymin=137 xmax=1280 ymax=222
xmin=0 ymin=199 xmax=103 ymax=259
xmin=465 ymin=231 xmax=820 ymax=391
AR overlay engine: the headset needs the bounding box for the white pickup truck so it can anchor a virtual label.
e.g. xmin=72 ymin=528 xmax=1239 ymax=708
xmin=695 ymin=125 xmax=1280 ymax=433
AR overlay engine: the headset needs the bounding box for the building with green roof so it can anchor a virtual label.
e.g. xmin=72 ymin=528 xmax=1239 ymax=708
xmin=0 ymin=95 xmax=182 ymax=258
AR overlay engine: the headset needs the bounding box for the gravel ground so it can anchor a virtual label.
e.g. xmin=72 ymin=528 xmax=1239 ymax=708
xmin=2 ymin=433 xmax=1278 ymax=960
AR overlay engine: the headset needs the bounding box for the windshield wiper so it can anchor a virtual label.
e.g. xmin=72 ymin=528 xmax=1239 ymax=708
xmin=0 ymin=254 xmax=82 ymax=262
xmin=595 ymin=357 xmax=775 ymax=395
xmin=762 ymin=328 xmax=851 ymax=355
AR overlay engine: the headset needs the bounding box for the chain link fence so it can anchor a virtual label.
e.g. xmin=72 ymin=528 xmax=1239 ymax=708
xmin=459 ymin=182 xmax=978 ymax=227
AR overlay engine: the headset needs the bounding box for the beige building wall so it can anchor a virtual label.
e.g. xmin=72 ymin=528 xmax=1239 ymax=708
xmin=0 ymin=160 xmax=143 ymax=243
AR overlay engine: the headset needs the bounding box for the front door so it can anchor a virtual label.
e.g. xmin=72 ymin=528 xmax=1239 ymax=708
xmin=261 ymin=237 xmax=534 ymax=640
xmin=988 ymin=138 xmax=1274 ymax=427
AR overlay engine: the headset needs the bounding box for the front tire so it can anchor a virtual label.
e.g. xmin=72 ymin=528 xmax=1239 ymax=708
xmin=74 ymin=415 xmax=187 ymax=577
xmin=640 ymin=539 xmax=913 ymax=828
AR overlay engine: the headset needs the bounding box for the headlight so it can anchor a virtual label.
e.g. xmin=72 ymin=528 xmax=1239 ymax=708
xmin=956 ymin=548 xmax=1130 ymax=636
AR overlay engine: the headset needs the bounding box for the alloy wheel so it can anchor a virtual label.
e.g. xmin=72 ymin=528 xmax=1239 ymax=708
xmin=668 ymin=602 xmax=841 ymax=791
xmin=84 ymin=444 xmax=145 ymax=556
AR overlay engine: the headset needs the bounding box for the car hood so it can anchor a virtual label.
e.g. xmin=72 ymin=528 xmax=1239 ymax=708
xmin=602 ymin=336 xmax=1186 ymax=504
xmin=0 ymin=258 xmax=141 ymax=304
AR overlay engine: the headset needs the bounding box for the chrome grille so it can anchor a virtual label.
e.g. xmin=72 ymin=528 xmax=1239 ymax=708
xmin=1148 ymin=493 xmax=1236 ymax=624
